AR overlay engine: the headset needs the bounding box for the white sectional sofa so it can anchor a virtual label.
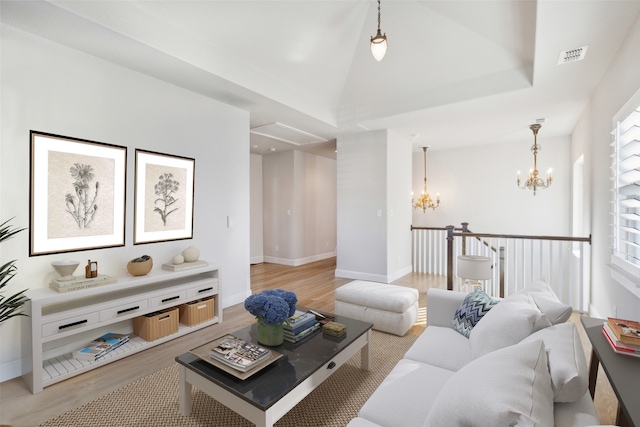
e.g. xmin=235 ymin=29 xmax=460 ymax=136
xmin=347 ymin=283 xmax=605 ymax=427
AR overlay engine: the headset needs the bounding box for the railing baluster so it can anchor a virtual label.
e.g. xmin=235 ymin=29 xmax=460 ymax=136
xmin=411 ymin=225 xmax=591 ymax=310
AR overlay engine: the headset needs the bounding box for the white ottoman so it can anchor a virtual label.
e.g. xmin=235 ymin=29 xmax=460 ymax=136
xmin=335 ymin=280 xmax=419 ymax=336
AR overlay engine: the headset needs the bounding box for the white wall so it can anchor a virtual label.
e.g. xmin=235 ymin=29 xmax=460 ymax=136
xmin=411 ymin=137 xmax=571 ymax=236
xmin=386 ymin=132 xmax=413 ymax=280
xmin=298 ymin=151 xmax=338 ymax=261
xmin=250 ymin=154 xmax=264 ymax=264
xmin=572 ymin=15 xmax=640 ymax=319
xmin=0 ymin=25 xmax=251 ymax=381
xmin=336 ymin=130 xmax=413 ymax=282
xmin=261 ymin=150 xmax=336 ymax=265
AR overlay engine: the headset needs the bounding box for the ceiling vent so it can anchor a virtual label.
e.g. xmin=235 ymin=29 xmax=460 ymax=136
xmin=250 ymin=122 xmax=327 ymax=146
xmin=558 ymin=46 xmax=588 ymax=65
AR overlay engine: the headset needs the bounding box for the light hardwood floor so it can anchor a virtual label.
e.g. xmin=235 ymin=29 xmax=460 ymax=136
xmin=0 ymin=258 xmax=616 ymax=426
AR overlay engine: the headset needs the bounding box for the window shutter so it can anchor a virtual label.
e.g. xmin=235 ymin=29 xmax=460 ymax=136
xmin=611 ymin=104 xmax=640 ymax=277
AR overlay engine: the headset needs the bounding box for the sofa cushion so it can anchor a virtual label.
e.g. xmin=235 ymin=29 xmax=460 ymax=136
xmin=358 ymin=359 xmax=454 ymax=427
xmin=403 ymin=325 xmax=472 ymax=371
xmin=525 ymin=279 xmax=572 ymax=324
xmin=426 ymin=288 xmax=468 ymax=328
xmin=451 ymin=288 xmax=499 ymax=337
xmin=424 ymin=339 xmax=554 ymax=427
xmin=469 ymin=291 xmax=552 ymax=358
xmin=522 ymin=322 xmax=588 ymax=402
xmin=553 ymin=392 xmax=602 ymax=426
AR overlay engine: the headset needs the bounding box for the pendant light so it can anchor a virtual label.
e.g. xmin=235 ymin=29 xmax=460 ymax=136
xmin=370 ymin=0 xmax=387 ymax=61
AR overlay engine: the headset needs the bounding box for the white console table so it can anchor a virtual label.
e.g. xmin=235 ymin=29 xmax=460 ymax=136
xmin=22 ymin=263 xmax=221 ymax=393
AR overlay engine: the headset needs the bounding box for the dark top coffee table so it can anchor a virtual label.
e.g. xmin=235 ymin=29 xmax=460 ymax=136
xmin=176 ymin=312 xmax=373 ymax=427
xmin=581 ymin=316 xmax=640 ymax=427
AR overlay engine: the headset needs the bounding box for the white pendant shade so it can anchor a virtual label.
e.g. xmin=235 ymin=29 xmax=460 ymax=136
xmin=370 ymin=0 xmax=387 ymax=62
xmin=371 ymin=33 xmax=387 ymax=61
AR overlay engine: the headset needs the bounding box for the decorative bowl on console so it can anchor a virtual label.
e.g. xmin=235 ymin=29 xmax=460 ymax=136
xmin=51 ymin=260 xmax=80 ymax=281
xmin=127 ymin=255 xmax=153 ymax=276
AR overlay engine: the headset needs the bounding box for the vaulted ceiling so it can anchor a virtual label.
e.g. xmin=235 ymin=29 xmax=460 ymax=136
xmin=3 ymin=1 xmax=640 ymax=158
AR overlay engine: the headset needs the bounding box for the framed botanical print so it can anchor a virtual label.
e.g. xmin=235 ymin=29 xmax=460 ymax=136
xmin=29 ymin=131 xmax=127 ymax=256
xmin=134 ymin=149 xmax=195 ymax=244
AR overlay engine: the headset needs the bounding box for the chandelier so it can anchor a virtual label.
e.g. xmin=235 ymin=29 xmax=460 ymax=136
xmin=412 ymin=146 xmax=440 ymax=212
xmin=517 ymin=124 xmax=552 ymax=195
xmin=370 ymin=0 xmax=387 ymax=61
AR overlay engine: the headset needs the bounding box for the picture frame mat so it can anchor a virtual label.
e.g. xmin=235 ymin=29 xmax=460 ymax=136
xmin=30 ymin=132 xmax=126 ymax=255
xmin=134 ymin=150 xmax=194 ymax=244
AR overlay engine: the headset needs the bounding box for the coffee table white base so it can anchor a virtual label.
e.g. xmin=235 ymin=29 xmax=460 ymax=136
xmin=179 ymin=329 xmax=371 ymax=427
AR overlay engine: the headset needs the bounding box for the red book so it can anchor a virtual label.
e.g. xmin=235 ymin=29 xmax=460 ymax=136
xmin=602 ymin=324 xmax=640 ymax=358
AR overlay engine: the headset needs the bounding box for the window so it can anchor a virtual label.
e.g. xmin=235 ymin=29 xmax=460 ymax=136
xmin=611 ymin=91 xmax=640 ymax=280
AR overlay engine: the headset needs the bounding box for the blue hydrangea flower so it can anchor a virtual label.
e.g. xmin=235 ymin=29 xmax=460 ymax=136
xmin=244 ymin=289 xmax=298 ymax=325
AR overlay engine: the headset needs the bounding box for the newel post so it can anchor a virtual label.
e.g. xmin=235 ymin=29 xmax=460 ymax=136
xmin=446 ymin=225 xmax=454 ymax=291
xmin=461 ymin=222 xmax=469 ymax=255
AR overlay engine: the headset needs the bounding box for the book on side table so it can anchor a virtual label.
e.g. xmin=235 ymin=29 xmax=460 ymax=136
xmin=602 ymin=323 xmax=640 ymax=358
xmin=607 ymin=317 xmax=640 ymax=346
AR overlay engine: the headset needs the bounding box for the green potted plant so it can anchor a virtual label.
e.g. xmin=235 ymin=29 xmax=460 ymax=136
xmin=0 ymin=218 xmax=28 ymax=323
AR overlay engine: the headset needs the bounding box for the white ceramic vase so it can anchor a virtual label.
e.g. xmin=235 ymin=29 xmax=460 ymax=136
xmin=182 ymin=246 xmax=200 ymax=262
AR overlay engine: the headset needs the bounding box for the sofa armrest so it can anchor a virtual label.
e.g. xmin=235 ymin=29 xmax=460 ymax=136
xmin=426 ymin=288 xmax=467 ymax=328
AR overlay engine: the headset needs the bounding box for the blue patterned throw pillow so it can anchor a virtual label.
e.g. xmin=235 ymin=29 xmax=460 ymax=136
xmin=452 ymin=288 xmax=500 ymax=337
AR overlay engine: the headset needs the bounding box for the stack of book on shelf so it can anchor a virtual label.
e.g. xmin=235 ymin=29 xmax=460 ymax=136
xmin=602 ymin=317 xmax=640 ymax=358
xmin=49 ymin=274 xmax=117 ymax=293
xmin=73 ymin=332 xmax=129 ymax=361
xmin=209 ymin=335 xmax=271 ymax=372
xmin=284 ymin=310 xmax=320 ymax=343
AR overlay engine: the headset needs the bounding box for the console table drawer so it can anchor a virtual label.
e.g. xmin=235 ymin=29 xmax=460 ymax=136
xmin=100 ymin=299 xmax=149 ymax=322
xmin=151 ymin=290 xmax=187 ymax=308
xmin=186 ymin=280 xmax=218 ymax=298
xmin=42 ymin=312 xmax=100 ymax=337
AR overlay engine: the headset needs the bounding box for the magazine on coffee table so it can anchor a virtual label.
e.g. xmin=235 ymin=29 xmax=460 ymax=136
xmin=190 ymin=334 xmax=282 ymax=380
xmin=210 ymin=335 xmax=271 ymax=371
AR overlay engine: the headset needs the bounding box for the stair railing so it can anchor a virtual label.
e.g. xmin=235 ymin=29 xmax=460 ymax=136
xmin=411 ymin=223 xmax=592 ymax=312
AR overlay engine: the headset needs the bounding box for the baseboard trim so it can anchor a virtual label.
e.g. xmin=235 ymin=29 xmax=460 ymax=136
xmin=250 ymin=256 xmax=264 ymax=265
xmin=334 ymin=265 xmax=414 ymax=284
xmin=263 ymin=251 xmax=336 ymax=267
xmin=0 ymin=358 xmax=22 ymax=383
xmin=334 ymin=269 xmax=388 ymax=283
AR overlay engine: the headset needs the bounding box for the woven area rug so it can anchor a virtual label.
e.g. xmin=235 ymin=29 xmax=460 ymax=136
xmin=37 ymin=330 xmax=417 ymax=427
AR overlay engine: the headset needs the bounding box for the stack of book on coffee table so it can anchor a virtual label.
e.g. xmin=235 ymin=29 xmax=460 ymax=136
xmin=284 ymin=310 xmax=320 ymax=343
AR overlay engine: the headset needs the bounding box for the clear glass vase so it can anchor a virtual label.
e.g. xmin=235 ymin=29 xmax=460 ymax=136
xmin=257 ymin=321 xmax=284 ymax=346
